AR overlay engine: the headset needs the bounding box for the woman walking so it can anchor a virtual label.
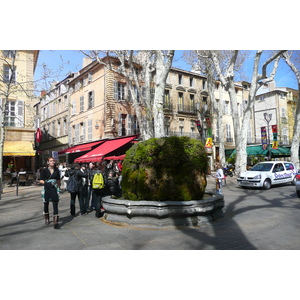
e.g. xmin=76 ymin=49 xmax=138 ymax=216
xmin=40 ymin=157 xmax=61 ymax=229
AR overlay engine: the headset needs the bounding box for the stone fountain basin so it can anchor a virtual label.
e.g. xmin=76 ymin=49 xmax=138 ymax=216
xmin=101 ymin=193 xmax=224 ymax=228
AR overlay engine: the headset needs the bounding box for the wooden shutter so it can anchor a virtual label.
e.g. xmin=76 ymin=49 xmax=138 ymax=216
xmin=75 ymin=124 xmax=79 ymax=143
xmin=15 ymin=100 xmax=24 ymax=127
xmin=88 ymin=119 xmax=92 ymax=141
xmin=118 ymin=113 xmax=122 ymax=136
xmin=114 ymin=81 xmax=118 ymax=100
xmin=127 ymin=114 xmax=132 ymax=135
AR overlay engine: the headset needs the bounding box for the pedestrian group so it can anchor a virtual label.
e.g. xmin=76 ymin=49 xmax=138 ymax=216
xmin=40 ymin=158 xmax=122 ymax=229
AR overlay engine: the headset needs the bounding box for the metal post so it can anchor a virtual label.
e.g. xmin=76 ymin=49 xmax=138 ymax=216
xmin=16 ymin=174 xmax=19 ymax=196
xmin=264 ymin=113 xmax=272 ymax=161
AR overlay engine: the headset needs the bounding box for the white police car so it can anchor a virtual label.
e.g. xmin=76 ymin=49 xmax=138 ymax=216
xmin=237 ymin=161 xmax=297 ymax=190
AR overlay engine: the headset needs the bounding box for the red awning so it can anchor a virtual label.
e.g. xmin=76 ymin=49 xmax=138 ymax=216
xmin=104 ymin=154 xmax=126 ymax=161
xmin=74 ymin=135 xmax=138 ymax=163
xmin=58 ymin=140 xmax=106 ymax=155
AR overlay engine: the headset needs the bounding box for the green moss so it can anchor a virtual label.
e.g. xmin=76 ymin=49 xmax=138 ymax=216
xmin=121 ymin=137 xmax=208 ymax=201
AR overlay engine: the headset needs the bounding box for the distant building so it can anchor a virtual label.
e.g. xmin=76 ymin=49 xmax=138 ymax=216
xmin=0 ymin=50 xmax=39 ymax=172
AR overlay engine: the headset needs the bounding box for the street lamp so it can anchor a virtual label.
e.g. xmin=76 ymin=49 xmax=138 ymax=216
xmin=263 ymin=112 xmax=272 ymax=160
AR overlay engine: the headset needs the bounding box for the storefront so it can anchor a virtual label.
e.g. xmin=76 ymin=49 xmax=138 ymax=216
xmin=3 ymin=141 xmax=35 ymax=172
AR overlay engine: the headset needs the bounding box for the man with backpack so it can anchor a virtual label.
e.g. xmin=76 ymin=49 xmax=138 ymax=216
xmin=65 ymin=163 xmax=88 ymax=216
xmin=90 ymin=162 xmax=107 ymax=218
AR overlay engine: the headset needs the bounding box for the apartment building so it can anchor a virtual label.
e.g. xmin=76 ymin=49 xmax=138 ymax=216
xmin=254 ymin=81 xmax=291 ymax=146
xmin=36 ymin=56 xmax=296 ymax=168
xmin=1 ymin=50 xmax=39 ymax=172
xmin=34 ymin=73 xmax=74 ymax=167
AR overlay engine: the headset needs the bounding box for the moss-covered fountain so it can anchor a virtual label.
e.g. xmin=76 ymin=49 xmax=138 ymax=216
xmin=102 ymin=136 xmax=224 ymax=228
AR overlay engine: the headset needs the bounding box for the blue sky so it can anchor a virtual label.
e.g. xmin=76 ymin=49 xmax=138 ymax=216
xmin=34 ymin=50 xmax=298 ymax=93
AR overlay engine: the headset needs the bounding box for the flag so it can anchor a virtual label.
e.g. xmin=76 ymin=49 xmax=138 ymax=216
xmin=272 ymin=125 xmax=278 ymax=141
xmin=194 ymin=120 xmax=202 ymax=135
xmin=261 ymin=127 xmax=267 ymax=150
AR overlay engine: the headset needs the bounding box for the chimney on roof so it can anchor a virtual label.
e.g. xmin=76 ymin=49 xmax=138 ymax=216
xmin=268 ymin=80 xmax=275 ymax=91
xmin=83 ymin=57 xmax=92 ymax=68
xmin=40 ymin=90 xmax=47 ymax=97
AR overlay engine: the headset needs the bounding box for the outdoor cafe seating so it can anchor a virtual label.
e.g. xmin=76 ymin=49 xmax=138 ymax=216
xmin=2 ymin=171 xmax=35 ymax=186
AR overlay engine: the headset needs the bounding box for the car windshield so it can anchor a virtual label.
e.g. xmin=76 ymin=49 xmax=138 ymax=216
xmin=250 ymin=163 xmax=273 ymax=172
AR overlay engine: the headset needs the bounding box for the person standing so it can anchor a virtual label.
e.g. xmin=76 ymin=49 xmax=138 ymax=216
xmin=215 ymin=162 xmax=225 ymax=195
xmin=107 ymin=171 xmax=120 ymax=199
xmin=86 ymin=162 xmax=95 ymax=211
xmin=91 ymin=163 xmax=107 ymax=218
xmin=65 ymin=163 xmax=88 ymax=216
xmin=40 ymin=157 xmax=61 ymax=229
xmin=80 ymin=163 xmax=89 ymax=214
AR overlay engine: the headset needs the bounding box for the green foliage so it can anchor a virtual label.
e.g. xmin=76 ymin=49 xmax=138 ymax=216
xmin=122 ymin=136 xmax=208 ymax=201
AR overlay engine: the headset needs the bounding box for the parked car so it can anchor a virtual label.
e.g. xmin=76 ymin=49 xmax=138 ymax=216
xmin=295 ymin=171 xmax=300 ymax=197
xmin=237 ymin=161 xmax=297 ymax=190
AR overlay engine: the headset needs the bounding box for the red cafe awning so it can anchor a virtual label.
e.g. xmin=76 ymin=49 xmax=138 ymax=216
xmin=74 ymin=135 xmax=138 ymax=163
xmin=58 ymin=140 xmax=106 ymax=155
xmin=104 ymin=154 xmax=126 ymax=161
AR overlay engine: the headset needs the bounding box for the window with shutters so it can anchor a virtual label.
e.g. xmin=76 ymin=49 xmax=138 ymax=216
xmin=189 ymin=77 xmax=194 ymax=87
xmin=121 ymin=114 xmax=127 ymax=136
xmin=179 ymin=118 xmax=184 ymax=136
xmin=178 ymin=92 xmax=184 ymax=110
xmin=88 ymin=73 xmax=92 ymax=83
xmin=87 ymin=119 xmax=92 ymax=141
xmin=190 ymin=94 xmax=195 ymax=110
xmin=63 ymin=119 xmax=67 ymax=135
xmin=282 ymin=128 xmax=288 ymax=145
xmin=64 ymin=95 xmax=68 ymax=109
xmin=3 ymin=50 xmax=16 ymax=58
xmin=164 ymin=89 xmax=171 ymax=109
xmin=72 ymin=100 xmax=76 ymax=115
xmin=133 ymin=115 xmax=140 ymax=134
xmin=4 ymin=100 xmax=24 ymax=127
xmin=118 ymin=83 xmax=125 ymax=100
xmin=80 ymin=96 xmax=84 ymax=112
xmin=165 ymin=117 xmax=170 ymax=135
xmin=75 ymin=124 xmax=79 ymax=144
xmin=226 ymin=124 xmax=232 ymax=142
xmin=80 ymin=122 xmax=85 ymax=142
xmin=3 ymin=65 xmax=16 ymax=84
xmin=224 ymin=101 xmax=229 ymax=115
xmin=88 ymin=91 xmax=94 ymax=109
xmin=57 ymin=121 xmax=61 ymax=137
xmin=4 ymin=101 xmax=16 ymax=127
xmin=178 ymin=74 xmax=183 ymax=85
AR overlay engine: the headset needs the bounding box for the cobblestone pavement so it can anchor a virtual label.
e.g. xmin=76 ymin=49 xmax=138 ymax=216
xmin=1 ymin=175 xmax=300 ymax=250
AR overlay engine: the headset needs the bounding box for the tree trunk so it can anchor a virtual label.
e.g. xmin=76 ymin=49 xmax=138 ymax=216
xmin=153 ymin=51 xmax=174 ymax=138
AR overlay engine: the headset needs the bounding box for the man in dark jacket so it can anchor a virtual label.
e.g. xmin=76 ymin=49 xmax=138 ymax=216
xmin=65 ymin=163 xmax=88 ymax=216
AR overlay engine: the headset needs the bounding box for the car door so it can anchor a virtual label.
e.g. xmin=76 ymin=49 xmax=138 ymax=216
xmin=272 ymin=163 xmax=286 ymax=184
xmin=284 ymin=163 xmax=296 ymax=183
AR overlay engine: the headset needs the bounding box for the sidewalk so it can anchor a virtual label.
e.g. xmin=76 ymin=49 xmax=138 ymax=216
xmin=1 ymin=175 xmax=300 ymax=250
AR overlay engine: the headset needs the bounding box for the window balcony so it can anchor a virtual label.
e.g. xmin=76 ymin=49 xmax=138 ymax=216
xmin=178 ymin=104 xmax=197 ymax=114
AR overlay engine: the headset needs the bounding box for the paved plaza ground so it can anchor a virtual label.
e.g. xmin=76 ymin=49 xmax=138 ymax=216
xmin=1 ymin=174 xmax=300 ymax=250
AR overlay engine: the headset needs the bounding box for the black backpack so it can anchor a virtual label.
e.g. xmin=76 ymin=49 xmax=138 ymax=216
xmin=67 ymin=173 xmax=78 ymax=193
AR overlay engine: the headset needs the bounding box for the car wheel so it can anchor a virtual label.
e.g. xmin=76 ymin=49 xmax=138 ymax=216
xmin=297 ymin=190 xmax=300 ymax=198
xmin=262 ymin=179 xmax=271 ymax=190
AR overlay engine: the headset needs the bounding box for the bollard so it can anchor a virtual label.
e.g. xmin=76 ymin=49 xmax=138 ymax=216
xmin=16 ymin=176 xmax=19 ymax=196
